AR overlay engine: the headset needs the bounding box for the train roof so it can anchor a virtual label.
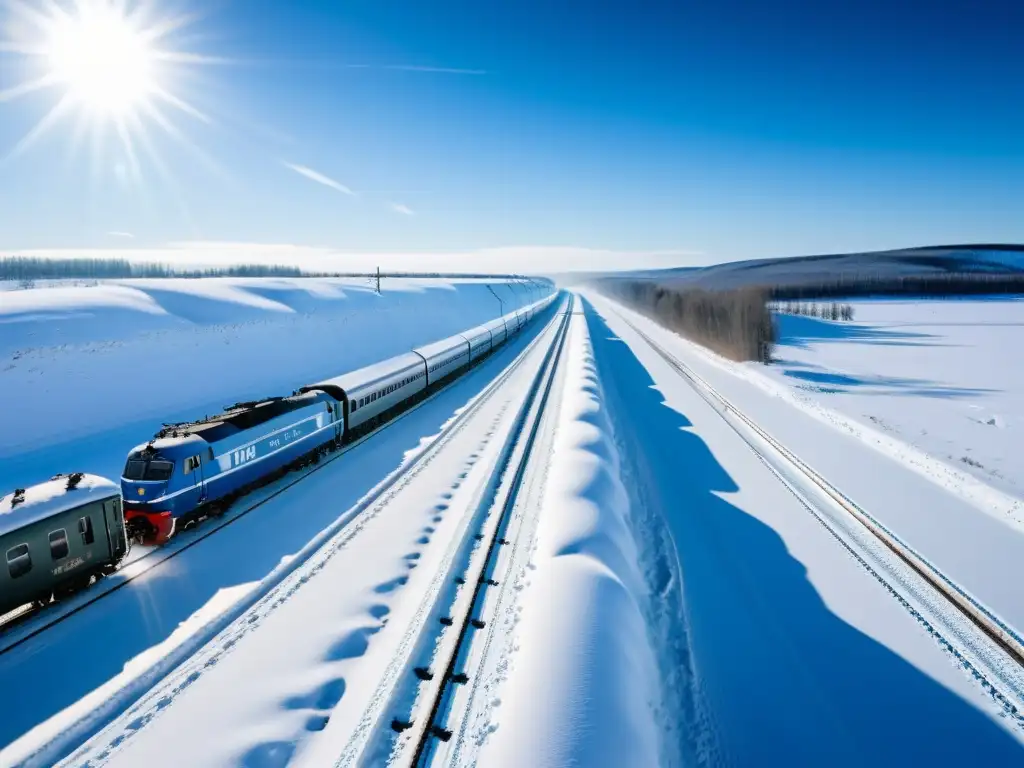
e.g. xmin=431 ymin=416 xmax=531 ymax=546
xmin=460 ymin=323 xmax=492 ymax=341
xmin=0 ymin=474 xmax=119 ymax=538
xmin=413 ymin=333 xmax=470 ymax=360
xmin=300 ymin=352 xmax=425 ymax=400
xmin=151 ymin=391 xmax=326 ymax=445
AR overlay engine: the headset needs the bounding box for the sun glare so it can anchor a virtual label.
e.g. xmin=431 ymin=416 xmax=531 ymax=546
xmin=0 ymin=0 xmax=216 ymax=184
xmin=46 ymin=5 xmax=154 ymax=115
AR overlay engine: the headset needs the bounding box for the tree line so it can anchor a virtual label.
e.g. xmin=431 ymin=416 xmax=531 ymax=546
xmin=774 ymin=301 xmax=855 ymax=321
xmin=0 ymin=256 xmax=553 ymax=284
xmin=598 ymin=279 xmax=776 ymax=363
xmin=764 ymin=271 xmax=1024 ymax=300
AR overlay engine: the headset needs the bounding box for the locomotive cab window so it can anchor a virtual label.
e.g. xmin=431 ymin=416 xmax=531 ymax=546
xmin=49 ymin=529 xmax=69 ymax=561
xmin=7 ymin=544 xmax=31 ymax=579
xmin=183 ymin=455 xmax=201 ymax=474
xmin=124 ymin=458 xmax=175 ymax=481
xmin=79 ymin=516 xmax=95 ymax=545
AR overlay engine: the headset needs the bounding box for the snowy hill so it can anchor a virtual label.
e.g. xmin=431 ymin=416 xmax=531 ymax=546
xmin=0 ymin=276 xmax=549 ymax=492
xmin=616 ymin=244 xmax=1024 ymax=290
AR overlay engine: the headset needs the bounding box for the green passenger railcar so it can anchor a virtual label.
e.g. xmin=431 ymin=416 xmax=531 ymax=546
xmin=0 ymin=473 xmax=128 ymax=616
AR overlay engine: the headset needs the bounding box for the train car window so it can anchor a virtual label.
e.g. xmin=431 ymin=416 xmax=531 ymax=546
xmin=79 ymin=516 xmax=95 ymax=545
xmin=49 ymin=529 xmax=69 ymax=561
xmin=6 ymin=544 xmax=31 ymax=579
xmin=183 ymin=455 xmax=201 ymax=474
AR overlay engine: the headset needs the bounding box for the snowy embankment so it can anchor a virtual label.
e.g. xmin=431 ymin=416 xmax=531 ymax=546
xmin=581 ymin=292 xmax=1024 ymax=765
xmin=0 ymin=277 xmax=542 ymax=491
xmin=475 ymin=307 xmax=663 ymax=768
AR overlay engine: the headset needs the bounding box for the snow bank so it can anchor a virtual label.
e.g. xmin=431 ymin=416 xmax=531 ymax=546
xmin=478 ymin=309 xmax=662 ymax=768
xmin=0 ymin=277 xmax=548 ymax=491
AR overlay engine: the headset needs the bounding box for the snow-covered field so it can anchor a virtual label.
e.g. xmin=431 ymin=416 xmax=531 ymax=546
xmin=0 ymin=277 xmax=544 ymax=493
xmin=582 ymin=292 xmax=1024 ymax=765
xmin=7 ymin=283 xmax=1024 ymax=767
xmin=768 ymin=299 xmax=1024 ymax=498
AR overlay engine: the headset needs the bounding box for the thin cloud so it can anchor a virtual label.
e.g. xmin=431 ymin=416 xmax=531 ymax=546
xmin=382 ymin=65 xmax=487 ymax=75
xmin=107 ymin=231 xmax=135 ymax=239
xmin=389 ymin=202 xmax=415 ymax=216
xmin=283 ymin=162 xmax=354 ymax=196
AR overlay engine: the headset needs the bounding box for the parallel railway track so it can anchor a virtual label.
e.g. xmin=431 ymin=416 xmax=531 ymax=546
xmin=604 ymin=299 xmax=1024 ymax=725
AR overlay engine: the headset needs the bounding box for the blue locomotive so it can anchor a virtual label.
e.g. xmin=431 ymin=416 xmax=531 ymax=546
xmin=121 ymin=390 xmax=342 ymax=543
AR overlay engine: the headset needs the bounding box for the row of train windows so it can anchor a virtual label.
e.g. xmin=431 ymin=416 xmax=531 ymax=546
xmin=429 ymin=351 xmax=467 ymax=373
xmin=350 ymin=371 xmax=424 ymax=413
xmin=5 ymin=516 xmax=95 ymax=579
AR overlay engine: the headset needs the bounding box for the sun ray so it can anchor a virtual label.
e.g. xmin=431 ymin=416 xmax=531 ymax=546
xmin=4 ymin=0 xmax=62 ymax=32
xmin=0 ymin=0 xmax=223 ymax=207
xmin=114 ymin=115 xmax=143 ymax=185
xmin=140 ymin=100 xmax=229 ymax=182
xmin=0 ymin=42 xmax=48 ymax=55
xmin=3 ymin=91 xmax=74 ymax=163
xmin=0 ymin=73 xmax=59 ymax=102
xmin=151 ymin=84 xmax=210 ymax=123
xmin=127 ymin=108 xmax=199 ymax=232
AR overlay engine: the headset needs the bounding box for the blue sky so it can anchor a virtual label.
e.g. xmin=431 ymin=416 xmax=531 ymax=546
xmin=0 ymin=0 xmax=1022 ymax=271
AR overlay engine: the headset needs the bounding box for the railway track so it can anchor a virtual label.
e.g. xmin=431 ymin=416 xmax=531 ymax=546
xmin=7 ymin=300 xmax=572 ymax=768
xmin=604 ymin=299 xmax=1024 ymax=726
xmin=397 ymin=296 xmax=572 ymax=767
xmin=296 ymin=297 xmax=573 ymax=768
xmin=0 ymin=299 xmax=565 ymax=657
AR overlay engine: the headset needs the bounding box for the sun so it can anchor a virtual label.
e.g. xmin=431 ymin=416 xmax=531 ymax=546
xmin=46 ymin=3 xmax=155 ymax=116
xmin=0 ymin=0 xmax=218 ymax=180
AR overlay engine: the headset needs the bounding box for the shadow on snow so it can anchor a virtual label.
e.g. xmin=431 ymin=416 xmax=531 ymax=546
xmin=774 ymin=312 xmax=941 ymax=348
xmin=581 ymin=298 xmax=1021 ymax=767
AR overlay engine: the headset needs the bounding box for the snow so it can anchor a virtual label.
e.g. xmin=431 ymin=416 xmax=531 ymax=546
xmin=0 ymin=301 xmax=560 ymax=766
xmin=36 ymin=303 xmax=562 ymax=768
xmin=0 ymin=474 xmax=117 ymax=537
xmin=579 ymin=291 xmax=1024 ymax=765
xmin=0 ymin=277 xmax=546 ymax=494
xmin=767 ymin=299 xmax=1024 ymax=500
xmin=586 ymin=294 xmax=1024 ymax=639
xmin=473 ymin=304 xmax=663 ymax=768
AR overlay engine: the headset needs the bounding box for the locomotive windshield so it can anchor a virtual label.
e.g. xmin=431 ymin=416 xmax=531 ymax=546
xmin=123 ymin=458 xmax=175 ymax=481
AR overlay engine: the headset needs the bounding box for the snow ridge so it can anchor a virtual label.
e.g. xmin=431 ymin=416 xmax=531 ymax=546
xmin=475 ymin=307 xmax=663 ymax=768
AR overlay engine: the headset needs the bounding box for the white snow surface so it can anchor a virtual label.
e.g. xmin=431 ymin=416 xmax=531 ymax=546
xmin=474 ymin=305 xmax=663 ymax=767
xmin=0 ymin=277 xmax=545 ymax=492
xmin=767 ymin=299 xmax=1024 ymax=499
xmin=16 ymin=303 xmax=563 ymax=768
xmin=581 ymin=292 xmax=1024 ymax=765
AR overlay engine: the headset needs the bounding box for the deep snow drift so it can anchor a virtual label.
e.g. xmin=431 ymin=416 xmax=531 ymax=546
xmin=768 ymin=298 xmax=1024 ymax=499
xmin=0 ymin=277 xmax=544 ymax=492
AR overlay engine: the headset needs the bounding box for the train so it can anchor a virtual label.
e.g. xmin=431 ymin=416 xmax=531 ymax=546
xmin=0 ymin=289 xmax=556 ymax=620
xmin=0 ymin=473 xmax=128 ymax=616
xmin=120 ymin=293 xmax=557 ymax=544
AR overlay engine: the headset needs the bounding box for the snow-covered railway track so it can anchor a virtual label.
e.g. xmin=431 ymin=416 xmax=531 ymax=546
xmin=5 ymin=301 xmax=569 ymax=768
xmin=607 ymin=302 xmax=1024 ymax=727
xmin=0 ymin=304 xmax=559 ymax=658
xmin=395 ymin=297 xmax=572 ymax=768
